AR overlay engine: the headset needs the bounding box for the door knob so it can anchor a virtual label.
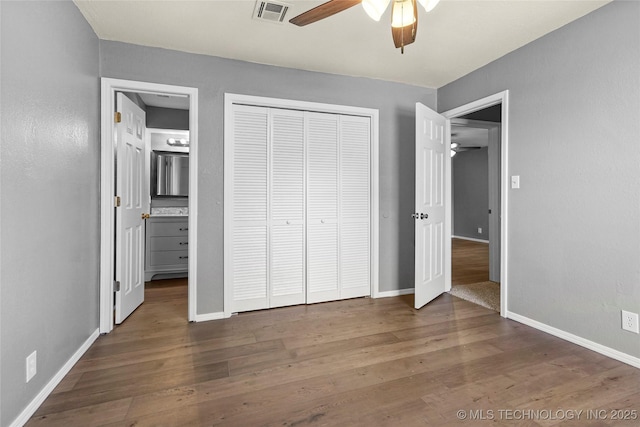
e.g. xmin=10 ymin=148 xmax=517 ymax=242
xmin=141 ymin=213 xmax=150 ymax=220
xmin=420 ymin=213 xmax=428 ymax=219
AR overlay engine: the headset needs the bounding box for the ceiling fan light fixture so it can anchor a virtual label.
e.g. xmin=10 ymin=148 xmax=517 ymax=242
xmin=417 ymin=0 xmax=440 ymax=13
xmin=362 ymin=0 xmax=391 ymax=21
xmin=391 ymin=0 xmax=416 ymax=28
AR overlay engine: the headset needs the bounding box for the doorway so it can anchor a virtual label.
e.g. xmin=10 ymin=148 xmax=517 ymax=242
xmin=100 ymin=78 xmax=199 ymax=333
xmin=443 ymin=91 xmax=509 ymax=317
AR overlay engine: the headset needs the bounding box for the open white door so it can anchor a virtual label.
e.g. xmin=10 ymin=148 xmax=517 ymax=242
xmin=414 ymin=103 xmax=450 ymax=309
xmin=115 ymin=93 xmax=148 ymax=323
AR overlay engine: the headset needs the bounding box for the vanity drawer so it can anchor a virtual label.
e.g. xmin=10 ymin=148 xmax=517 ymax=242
xmin=150 ymin=236 xmax=189 ymax=252
xmin=150 ymin=250 xmax=189 ymax=266
xmin=148 ymin=219 xmax=188 ymax=237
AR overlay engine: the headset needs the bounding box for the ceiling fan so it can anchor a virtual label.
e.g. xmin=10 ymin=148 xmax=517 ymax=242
xmin=450 ymin=135 xmax=484 ymax=157
xmin=289 ymin=0 xmax=441 ymax=53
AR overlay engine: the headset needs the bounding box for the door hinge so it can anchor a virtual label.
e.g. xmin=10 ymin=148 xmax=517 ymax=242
xmin=115 ymin=196 xmax=121 ymax=207
xmin=114 ymin=112 xmax=122 ymax=123
xmin=114 ymin=280 xmax=121 ymax=292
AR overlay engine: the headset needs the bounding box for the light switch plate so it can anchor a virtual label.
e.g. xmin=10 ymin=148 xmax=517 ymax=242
xmin=26 ymin=351 xmax=37 ymax=382
xmin=511 ymin=175 xmax=520 ymax=189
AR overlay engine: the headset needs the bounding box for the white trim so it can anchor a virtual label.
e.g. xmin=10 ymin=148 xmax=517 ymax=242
xmin=377 ymin=287 xmax=415 ymax=298
xmin=507 ymin=312 xmax=640 ymax=369
xmin=194 ymin=311 xmax=227 ymax=322
xmin=224 ymin=93 xmax=380 ymax=315
xmin=100 ymin=78 xmax=199 ymax=333
xmin=442 ymin=90 xmax=509 ymax=318
xmin=452 ymin=235 xmax=490 ymax=244
xmin=370 ymin=110 xmax=380 ymax=299
xmin=8 ymin=329 xmax=99 ymax=427
xmin=444 ymin=118 xmax=452 ymax=293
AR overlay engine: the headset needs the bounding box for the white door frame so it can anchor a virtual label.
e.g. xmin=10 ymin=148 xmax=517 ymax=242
xmin=450 ymin=118 xmax=501 ymax=283
xmin=100 ymin=78 xmax=199 ymax=333
xmin=223 ymin=93 xmax=379 ymax=317
xmin=442 ymin=90 xmax=509 ymax=317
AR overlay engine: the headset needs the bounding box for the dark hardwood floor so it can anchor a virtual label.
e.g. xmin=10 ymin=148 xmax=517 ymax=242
xmin=27 ymin=277 xmax=639 ymax=426
xmin=452 ymin=237 xmax=490 ymax=286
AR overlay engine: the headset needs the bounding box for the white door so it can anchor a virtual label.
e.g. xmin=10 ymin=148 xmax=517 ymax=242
xmin=339 ymin=115 xmax=371 ymax=299
xmin=270 ymin=109 xmax=306 ymax=307
xmin=229 ymin=105 xmax=269 ymax=312
xmin=115 ymin=93 xmax=149 ymax=323
xmin=414 ymin=103 xmax=450 ymax=309
xmin=306 ymin=112 xmax=340 ymax=304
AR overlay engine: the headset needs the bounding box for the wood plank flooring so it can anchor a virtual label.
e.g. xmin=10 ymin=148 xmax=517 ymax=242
xmin=452 ymin=237 xmax=490 ymax=285
xmin=27 ymin=278 xmax=640 ymax=426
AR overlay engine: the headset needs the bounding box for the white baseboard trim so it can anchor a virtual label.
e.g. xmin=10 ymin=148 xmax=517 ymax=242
xmin=10 ymin=328 xmax=100 ymax=427
xmin=376 ymin=288 xmax=415 ymax=298
xmin=452 ymin=235 xmax=489 ymax=244
xmin=507 ymin=311 xmax=640 ymax=369
xmin=193 ymin=311 xmax=226 ymax=322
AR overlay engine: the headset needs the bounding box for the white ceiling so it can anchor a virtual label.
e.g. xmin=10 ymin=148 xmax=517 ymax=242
xmin=75 ymin=0 xmax=611 ymax=88
xmin=138 ymin=92 xmax=190 ymax=109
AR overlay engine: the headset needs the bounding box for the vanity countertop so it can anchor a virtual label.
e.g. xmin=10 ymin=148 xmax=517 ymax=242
xmin=151 ymin=207 xmax=189 ymax=217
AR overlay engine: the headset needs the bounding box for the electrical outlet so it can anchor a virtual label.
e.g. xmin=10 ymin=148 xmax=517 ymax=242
xmin=622 ymin=310 xmax=639 ymax=334
xmin=26 ymin=351 xmax=37 ymax=382
xmin=478 ymin=227 xmax=482 ymax=234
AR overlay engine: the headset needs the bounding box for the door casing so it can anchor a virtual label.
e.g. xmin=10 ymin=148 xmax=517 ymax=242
xmin=442 ymin=91 xmax=509 ymax=317
xmin=223 ymin=93 xmax=380 ymax=317
xmin=100 ymin=78 xmax=199 ymax=333
xmin=450 ymin=118 xmax=501 ymax=283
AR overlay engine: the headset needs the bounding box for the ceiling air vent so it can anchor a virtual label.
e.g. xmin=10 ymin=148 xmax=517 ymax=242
xmin=253 ymin=1 xmax=290 ymax=24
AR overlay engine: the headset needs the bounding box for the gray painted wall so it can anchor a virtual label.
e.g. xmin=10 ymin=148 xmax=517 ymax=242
xmin=0 ymin=1 xmax=100 ymax=425
xmin=100 ymin=41 xmax=437 ymax=314
xmin=453 ymin=148 xmax=489 ymax=240
xmin=439 ymin=0 xmax=640 ymax=358
xmin=147 ymin=106 xmax=189 ymax=130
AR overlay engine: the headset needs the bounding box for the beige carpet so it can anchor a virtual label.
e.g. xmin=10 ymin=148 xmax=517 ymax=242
xmin=449 ymin=281 xmax=500 ymax=312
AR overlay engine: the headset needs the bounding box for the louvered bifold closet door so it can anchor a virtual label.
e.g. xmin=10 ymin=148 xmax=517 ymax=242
xmin=306 ymin=112 xmax=340 ymax=304
xmin=230 ymin=105 xmax=269 ymax=312
xmin=339 ymin=115 xmax=371 ymax=298
xmin=269 ymin=109 xmax=306 ymax=307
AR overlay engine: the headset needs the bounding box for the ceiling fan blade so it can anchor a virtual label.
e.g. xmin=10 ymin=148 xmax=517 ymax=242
xmin=289 ymin=0 xmax=362 ymax=26
xmin=454 ymin=146 xmax=483 ymax=152
xmin=391 ymin=0 xmax=418 ymax=50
